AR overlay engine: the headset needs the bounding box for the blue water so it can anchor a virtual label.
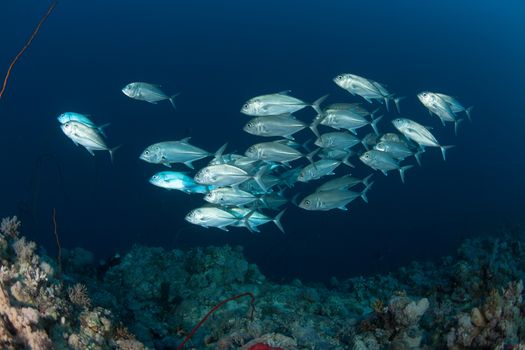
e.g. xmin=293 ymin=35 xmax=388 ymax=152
xmin=1 ymin=0 xmax=524 ymax=281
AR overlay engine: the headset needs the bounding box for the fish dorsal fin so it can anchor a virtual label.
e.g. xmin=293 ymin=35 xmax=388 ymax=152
xmin=180 ymin=137 xmax=191 ymax=143
xmin=278 ymin=90 xmax=292 ymax=95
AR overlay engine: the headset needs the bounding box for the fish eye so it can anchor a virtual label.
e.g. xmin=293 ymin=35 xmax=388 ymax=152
xmin=243 ymin=104 xmax=249 ymax=109
xmin=144 ymin=150 xmax=150 ymax=155
xmin=305 ymin=200 xmax=310 ymax=205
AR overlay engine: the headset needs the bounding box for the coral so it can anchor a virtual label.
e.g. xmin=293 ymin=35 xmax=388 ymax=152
xmin=0 ymin=216 xmax=21 ymax=238
xmin=68 ymin=283 xmax=92 ymax=309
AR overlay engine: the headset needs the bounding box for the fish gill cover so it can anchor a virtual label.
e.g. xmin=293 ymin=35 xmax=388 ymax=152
xmin=0 ymin=0 xmax=524 ymax=349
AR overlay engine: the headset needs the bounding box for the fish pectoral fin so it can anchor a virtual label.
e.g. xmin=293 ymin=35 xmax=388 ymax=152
xmin=338 ymin=206 xmax=348 ymax=211
xmin=218 ymin=226 xmax=230 ymax=232
xmin=84 ymin=147 xmax=95 ymax=156
xmin=146 ymin=100 xmax=158 ymax=104
xmin=162 ymin=163 xmax=172 ymax=168
xmin=381 ymin=170 xmax=388 ymax=176
xmin=183 ymin=161 xmax=195 ymax=169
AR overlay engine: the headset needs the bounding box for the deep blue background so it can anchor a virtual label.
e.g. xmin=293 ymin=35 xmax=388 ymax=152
xmin=0 ymin=0 xmax=524 ymax=282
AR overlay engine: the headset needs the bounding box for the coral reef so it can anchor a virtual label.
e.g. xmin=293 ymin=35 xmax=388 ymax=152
xmin=1 ymin=214 xmax=525 ymax=349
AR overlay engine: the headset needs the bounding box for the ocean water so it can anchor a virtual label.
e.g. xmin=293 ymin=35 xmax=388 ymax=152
xmin=0 ymin=0 xmax=524 ymax=283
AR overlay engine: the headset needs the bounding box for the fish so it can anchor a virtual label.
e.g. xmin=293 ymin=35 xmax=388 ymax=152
xmin=392 ymin=118 xmax=454 ymax=161
xmin=139 ymin=138 xmax=227 ymax=169
xmin=317 ymin=148 xmax=354 ymax=161
xmin=435 ymin=93 xmax=473 ymax=120
xmin=122 ymin=82 xmax=179 ymax=109
xmin=314 ymin=132 xmax=362 ymax=151
xmin=298 ymin=183 xmax=373 ymax=211
xmin=204 ymin=187 xmax=261 ymax=207
xmin=333 ymin=74 xmax=402 ymax=112
xmin=297 ymin=158 xmax=352 ymax=183
xmin=417 ymin=92 xmax=465 ymax=134
xmin=241 ymin=91 xmax=327 ymax=116
xmin=60 ymin=121 xmax=120 ymax=162
xmin=359 ymin=150 xmax=413 ymax=183
xmin=374 ymin=140 xmax=423 ymax=166
xmin=229 ymin=207 xmax=286 ymax=233
xmin=57 ymin=112 xmax=110 ymax=137
xmin=315 ymin=174 xmax=373 ymax=192
xmin=243 ymin=114 xmax=309 ymax=140
xmin=185 ymin=206 xmax=245 ymax=231
xmin=244 ymin=141 xmax=316 ymax=167
xmin=194 ymin=164 xmax=267 ymax=190
xmin=149 ymin=171 xmax=213 ymax=194
xmin=313 ymin=103 xmax=383 ymax=135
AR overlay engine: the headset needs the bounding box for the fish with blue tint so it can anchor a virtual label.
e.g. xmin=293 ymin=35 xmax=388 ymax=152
xmin=204 ymin=187 xmax=261 ymax=207
xmin=314 ymin=132 xmax=361 ymax=151
xmin=374 ymin=140 xmax=423 ymax=166
xmin=185 ymin=206 xmax=244 ymax=231
xmin=313 ymin=103 xmax=383 ymax=135
xmin=297 ymin=157 xmax=353 ymax=183
xmin=359 ymin=149 xmax=413 ymax=183
xmin=243 ymin=114 xmax=309 ymax=140
xmin=230 ymin=207 xmax=286 ymax=233
xmin=317 ymin=148 xmax=354 ymax=161
xmin=298 ymin=183 xmax=373 ymax=211
xmin=149 ymin=171 xmax=213 ymax=194
xmin=140 ymin=138 xmax=226 ymax=169
xmin=241 ymin=91 xmax=327 ymax=116
xmin=315 ymin=174 xmax=373 ymax=192
xmin=333 ymin=73 xmax=403 ymax=112
xmin=392 ymin=118 xmax=454 ymax=161
xmin=57 ymin=112 xmax=110 ymax=137
xmin=122 ymin=82 xmax=179 ymax=109
xmin=244 ymin=141 xmax=316 ymax=167
xmin=60 ymin=121 xmax=120 ymax=162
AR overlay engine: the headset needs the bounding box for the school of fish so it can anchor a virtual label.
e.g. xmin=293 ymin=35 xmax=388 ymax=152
xmin=58 ymin=75 xmax=472 ymax=233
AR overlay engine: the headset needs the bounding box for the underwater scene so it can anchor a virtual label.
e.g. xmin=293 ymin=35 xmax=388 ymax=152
xmin=0 ymin=0 xmax=524 ymax=349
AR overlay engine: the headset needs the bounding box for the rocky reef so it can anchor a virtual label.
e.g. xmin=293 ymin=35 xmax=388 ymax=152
xmin=1 ymin=215 xmax=524 ymax=349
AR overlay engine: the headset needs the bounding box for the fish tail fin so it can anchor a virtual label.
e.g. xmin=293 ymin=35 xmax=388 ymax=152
xmin=384 ymin=96 xmax=391 ymax=112
xmin=109 ymin=145 xmax=122 ymax=164
xmin=301 ymin=138 xmax=313 ymax=153
xmin=394 ymin=96 xmax=405 ymax=114
xmin=342 ymin=153 xmax=355 ymax=168
xmin=311 ymin=94 xmax=329 ymax=115
xmin=253 ymin=166 xmax=269 ymax=192
xmin=360 ymin=180 xmax=374 ymax=203
xmin=97 ymin=123 xmax=111 ymax=138
xmin=466 ymin=106 xmax=473 ymax=121
xmin=362 ymin=173 xmax=373 ymax=187
xmin=399 ymin=165 xmax=414 ymax=184
xmin=243 ymin=210 xmax=258 ymax=233
xmin=440 ymin=145 xmax=455 ymax=161
xmin=168 ymin=92 xmax=181 ymax=110
xmin=291 ymin=192 xmax=301 ymax=207
xmin=309 ymin=114 xmax=323 ymax=138
xmin=371 ymin=114 xmax=383 ymax=135
xmin=273 ymin=208 xmax=287 ymax=234
xmin=306 ymin=148 xmax=319 ymax=167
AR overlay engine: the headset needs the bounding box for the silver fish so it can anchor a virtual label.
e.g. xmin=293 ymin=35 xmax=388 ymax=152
xmin=57 ymin=112 xmax=110 ymax=138
xmin=122 ymin=82 xmax=179 ymax=109
xmin=229 ymin=207 xmax=286 ymax=233
xmin=359 ymin=150 xmax=413 ymax=183
xmin=60 ymin=121 xmax=119 ymax=162
xmin=241 ymin=91 xmax=327 ymax=116
xmin=194 ymin=164 xmax=266 ymax=190
xmin=140 ymin=138 xmax=226 ymax=169
xmin=315 ymin=174 xmax=373 ymax=192
xmin=374 ymin=141 xmax=422 ymax=166
xmin=392 ymin=118 xmax=454 ymax=161
xmin=333 ymin=74 xmax=402 ymax=112
xmin=185 ymin=207 xmax=244 ymax=231
xmin=243 ymin=114 xmax=308 ymax=140
xmin=314 ymin=132 xmax=361 ymax=151
xmin=204 ymin=187 xmax=260 ymax=207
xmin=299 ymin=183 xmax=373 ymax=211
xmin=314 ymin=104 xmax=382 ymax=135
xmin=297 ymin=158 xmax=352 ymax=183
xmin=417 ymin=92 xmax=463 ymax=134
xmin=245 ymin=141 xmax=314 ymax=166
